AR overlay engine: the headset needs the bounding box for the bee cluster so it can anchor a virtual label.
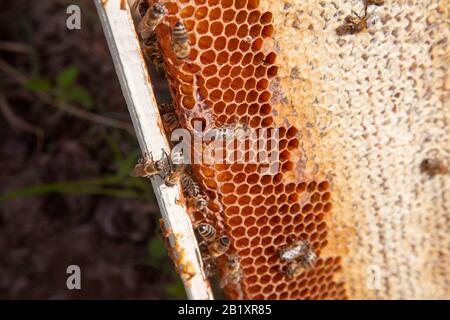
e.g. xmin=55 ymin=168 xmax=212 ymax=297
xmin=195 ymin=222 xmax=243 ymax=288
xmin=131 ymin=0 xmax=190 ymax=75
xmin=336 ymin=0 xmax=385 ymax=36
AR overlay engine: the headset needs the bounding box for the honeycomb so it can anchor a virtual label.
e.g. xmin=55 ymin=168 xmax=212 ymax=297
xmin=145 ymin=0 xmax=347 ymax=299
xmin=135 ymin=0 xmax=449 ymax=299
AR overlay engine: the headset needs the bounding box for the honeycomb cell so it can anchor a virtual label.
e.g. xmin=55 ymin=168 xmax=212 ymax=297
xmin=209 ymin=7 xmax=221 ymax=20
xmin=236 ymin=184 xmax=248 ymax=195
xmin=221 ymin=0 xmax=233 ymax=9
xmin=260 ymin=11 xmax=272 ymax=24
xmin=196 ymin=19 xmax=209 ymax=34
xmin=195 ymin=6 xmax=209 ymax=19
xmin=180 ymin=6 xmax=195 ymax=18
xmin=198 ymin=35 xmax=213 ymax=49
xmin=311 ymin=192 xmax=321 ymax=203
xmin=261 ymin=24 xmax=274 ymax=38
xmin=210 ymin=21 xmax=224 ymax=35
xmin=236 ymin=237 xmax=249 ymax=248
xmin=322 ymin=192 xmax=331 ymax=201
xmin=267 ymin=66 xmax=278 ymax=77
xmin=200 ymin=50 xmax=216 ymax=64
xmin=252 ymin=38 xmax=264 ymax=51
xmin=237 ymin=24 xmax=249 ymax=38
xmin=323 ymin=202 xmax=332 ymax=212
xmin=232 ymin=226 xmax=246 ymax=238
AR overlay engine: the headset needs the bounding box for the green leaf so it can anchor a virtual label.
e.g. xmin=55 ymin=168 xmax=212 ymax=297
xmin=57 ymin=66 xmax=79 ymax=89
xmin=148 ymin=237 xmax=167 ymax=260
xmin=165 ymin=279 xmax=186 ymax=299
xmin=66 ymin=85 xmax=94 ymax=109
xmin=25 ymin=77 xmax=51 ymax=93
xmin=116 ymin=150 xmax=141 ymax=178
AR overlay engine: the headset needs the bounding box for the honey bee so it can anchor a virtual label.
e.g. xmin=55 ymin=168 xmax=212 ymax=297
xmin=160 ymin=150 xmax=185 ymax=186
xmin=285 ymin=251 xmax=317 ymax=279
xmin=188 ymin=195 xmax=208 ymax=211
xmin=298 ymin=250 xmax=317 ymax=269
xmin=162 ymin=112 xmax=179 ymax=132
xmin=420 ymin=158 xmax=449 ymax=176
xmin=158 ymin=102 xmax=179 ymax=132
xmin=279 ymin=239 xmax=311 ymax=262
xmin=158 ymin=101 xmax=175 ymax=113
xmin=196 ymin=223 xmax=216 ymax=243
xmin=196 ymin=223 xmax=230 ymax=257
xmin=220 ymin=254 xmax=243 ymax=287
xmin=180 ymin=174 xmax=201 ymax=197
xmin=131 ymin=0 xmax=150 ymax=18
xmin=164 ymin=163 xmax=185 ymax=186
xmin=335 ymin=7 xmax=369 ymax=36
xmin=366 ymin=0 xmax=384 ymax=6
xmin=243 ymin=35 xmax=253 ymax=43
xmin=146 ymin=149 xmax=184 ymax=186
xmin=203 ymin=259 xmax=217 ymax=278
xmin=205 ymin=123 xmax=249 ymax=141
xmin=130 ymin=152 xmax=163 ymax=178
xmin=142 ymin=33 xmax=165 ymax=75
xmin=208 ymin=236 xmax=230 ymax=258
xmin=138 ymin=3 xmax=166 ymax=41
xmin=172 ymin=21 xmax=190 ymax=60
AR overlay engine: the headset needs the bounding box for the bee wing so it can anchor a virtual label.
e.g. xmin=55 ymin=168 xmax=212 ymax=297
xmin=130 ymin=164 xmax=146 ymax=177
xmin=138 ymin=12 xmax=154 ymax=40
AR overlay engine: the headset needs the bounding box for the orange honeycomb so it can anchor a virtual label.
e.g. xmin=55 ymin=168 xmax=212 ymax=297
xmin=150 ymin=0 xmax=347 ymax=300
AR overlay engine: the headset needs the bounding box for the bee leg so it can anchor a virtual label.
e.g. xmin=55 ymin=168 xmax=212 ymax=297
xmin=138 ymin=151 xmax=153 ymax=164
xmin=155 ymin=172 xmax=165 ymax=180
xmin=156 ymin=149 xmax=171 ymax=173
xmin=164 ymin=176 xmax=176 ymax=187
xmin=161 ymin=148 xmax=173 ymax=167
xmin=351 ymin=10 xmax=361 ymax=19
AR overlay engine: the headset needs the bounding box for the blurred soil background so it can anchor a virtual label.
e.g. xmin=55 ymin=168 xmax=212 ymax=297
xmin=0 ymin=0 xmax=185 ymax=299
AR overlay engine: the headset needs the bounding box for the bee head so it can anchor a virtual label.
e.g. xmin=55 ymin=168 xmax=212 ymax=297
xmin=219 ymin=236 xmax=230 ymax=247
xmin=152 ymin=3 xmax=166 ymax=15
xmin=174 ymin=21 xmax=185 ymax=30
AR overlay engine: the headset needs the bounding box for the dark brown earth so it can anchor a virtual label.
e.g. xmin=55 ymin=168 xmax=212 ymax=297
xmin=0 ymin=0 xmax=184 ymax=299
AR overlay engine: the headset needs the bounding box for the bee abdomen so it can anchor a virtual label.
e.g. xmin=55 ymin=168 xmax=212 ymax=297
xmin=197 ymin=223 xmax=216 ymax=242
xmin=181 ymin=175 xmax=201 ymax=197
xmin=279 ymin=240 xmax=310 ymax=262
xmin=172 ymin=21 xmax=190 ymax=59
xmin=172 ymin=22 xmax=188 ymax=44
xmin=298 ymin=251 xmax=317 ymax=269
xmin=158 ymin=102 xmax=175 ymax=114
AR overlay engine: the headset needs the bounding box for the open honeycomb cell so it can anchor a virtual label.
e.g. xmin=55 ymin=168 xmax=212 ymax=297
xmin=149 ymin=0 xmax=346 ymax=299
